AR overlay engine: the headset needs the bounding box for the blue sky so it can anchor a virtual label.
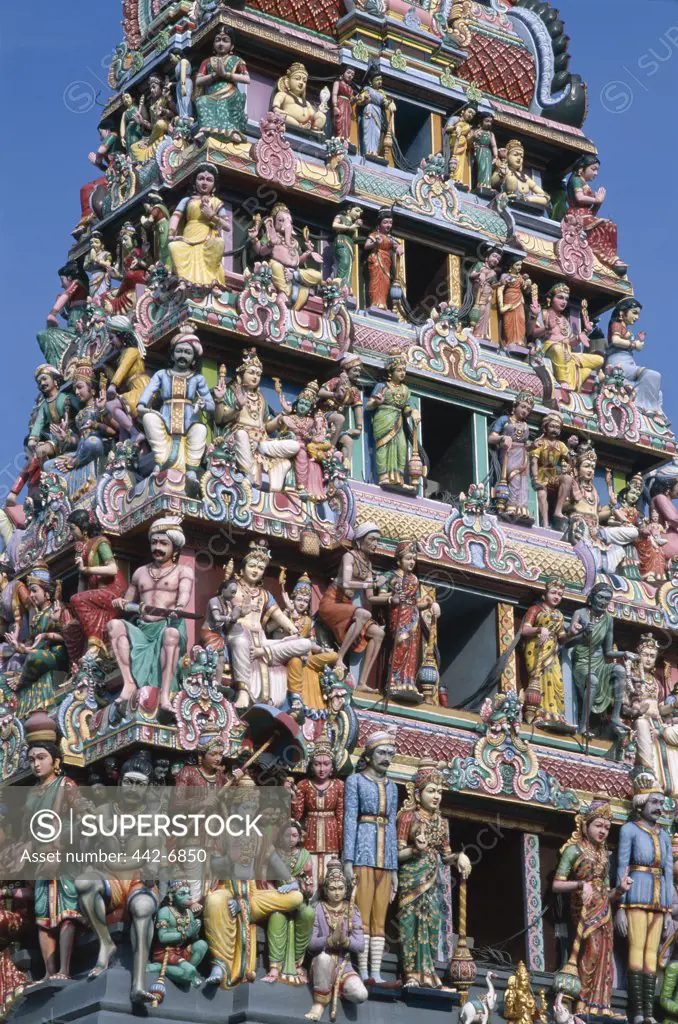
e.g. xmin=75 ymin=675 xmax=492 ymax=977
xmin=0 ymin=1 xmax=676 ymax=488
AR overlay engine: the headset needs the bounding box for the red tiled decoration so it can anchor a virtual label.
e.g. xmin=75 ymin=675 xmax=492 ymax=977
xmin=247 ymin=0 xmax=342 ymax=36
xmin=458 ymin=33 xmax=536 ymax=108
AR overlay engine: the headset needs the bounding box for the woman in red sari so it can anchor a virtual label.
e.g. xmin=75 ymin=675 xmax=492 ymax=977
xmin=331 ymin=67 xmax=356 ymax=141
xmin=566 ymin=154 xmax=627 ymax=276
xmin=65 ymin=509 xmax=126 ymax=661
xmin=375 ymin=541 xmax=439 ymax=704
xmin=553 ymin=799 xmax=632 ymax=1015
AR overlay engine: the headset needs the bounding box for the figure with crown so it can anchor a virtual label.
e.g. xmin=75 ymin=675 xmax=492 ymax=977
xmin=292 ymin=739 xmax=344 ymax=890
xmin=305 ymin=859 xmax=367 ymax=1020
xmin=279 ymin=571 xmax=339 ymax=719
xmin=53 ymin=358 xmax=117 ymax=472
xmin=343 ymin=730 xmax=398 ymax=985
xmin=248 ymin=203 xmax=323 ymax=310
xmin=137 ymin=327 xmax=214 ymax=491
xmin=626 ymin=634 xmax=678 ymax=797
xmin=214 ymin=347 xmax=301 ymax=492
xmin=530 ymin=283 xmax=603 ymax=392
xmin=276 ymin=380 xmax=334 ymax=501
xmin=108 ymin=517 xmax=193 ymax=715
xmin=615 ymin=772 xmax=673 ymax=1024
xmin=226 ymin=541 xmax=313 ymax=710
xmin=397 ymin=759 xmax=471 ymax=988
xmin=491 ymin=139 xmax=550 ymax=209
xmin=553 ymin=799 xmax=632 ymax=1015
xmin=201 ymin=560 xmax=242 ymax=688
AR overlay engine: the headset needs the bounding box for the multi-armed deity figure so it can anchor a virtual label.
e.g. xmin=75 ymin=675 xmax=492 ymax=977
xmin=318 ymin=522 xmax=385 ymax=691
xmin=248 ymin=204 xmax=323 ymax=310
xmin=397 ymin=759 xmax=471 ymax=988
xmin=343 ymin=730 xmax=398 ymax=985
xmin=137 ymin=327 xmax=214 ymax=488
xmin=225 ymin=540 xmax=313 ymax=710
xmin=272 ymin=62 xmax=328 ymax=133
xmin=108 ymin=517 xmax=193 ymax=714
xmin=194 ymin=26 xmax=250 ymax=141
xmin=213 ymin=347 xmax=300 ymax=491
xmin=491 ymin=139 xmax=550 ymax=209
xmin=615 ymin=772 xmax=673 ymax=1024
xmin=530 ymin=283 xmax=603 ymax=392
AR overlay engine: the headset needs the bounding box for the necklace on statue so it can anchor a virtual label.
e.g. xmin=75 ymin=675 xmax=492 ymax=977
xmin=149 ymin=563 xmax=178 ymax=582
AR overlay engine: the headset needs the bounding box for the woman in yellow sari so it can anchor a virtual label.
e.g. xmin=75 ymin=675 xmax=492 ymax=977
xmin=168 ymin=163 xmax=229 ymax=287
xmin=520 ymin=578 xmax=568 ymax=726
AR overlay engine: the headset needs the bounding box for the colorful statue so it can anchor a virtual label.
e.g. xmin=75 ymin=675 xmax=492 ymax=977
xmin=650 ymin=477 xmax=678 ymax=564
xmin=129 ymin=73 xmax=175 ymax=162
xmin=497 ymin=258 xmax=532 ymax=348
xmin=36 ymin=262 xmax=89 ymax=372
xmin=472 ymin=112 xmax=498 ymax=192
xmin=203 ymin=776 xmax=307 ymax=988
xmin=171 ymin=54 xmax=194 ymax=120
xmin=397 ymin=759 xmax=471 ymax=988
xmin=201 ymin=563 xmax=241 ymax=687
xmin=603 ymin=470 xmax=644 ymax=579
xmin=74 ymin=750 xmax=160 ymax=1004
xmin=119 ymin=91 xmax=145 ymax=152
xmin=637 ymin=508 xmax=669 ymax=583
xmin=168 ymin=162 xmax=229 ymax=287
xmin=331 ymin=67 xmax=356 ymax=141
xmin=606 ymin=298 xmax=664 ymax=417
xmin=213 ymin=347 xmax=300 ymax=490
xmin=488 ymin=391 xmax=534 ymax=524
xmin=568 ymin=581 xmax=631 ymax=737
xmin=503 ymin=962 xmax=538 ymax=1024
xmin=3 ymin=564 xmax=68 ymax=718
xmin=0 ymin=880 xmax=30 ymax=1015
xmin=280 ymin=572 xmax=338 ymax=715
xmin=625 ymin=634 xmax=678 ymax=797
xmin=343 ymin=731 xmax=398 ymax=984
xmin=357 ymin=66 xmax=395 ymax=161
xmin=443 ymin=103 xmax=477 ymax=187
xmin=107 ymin=517 xmax=192 ymax=714
xmin=141 ymin=192 xmax=172 ymax=271
xmin=263 ymin=819 xmax=315 ymax=984
xmin=529 ymin=412 xmax=574 ymax=528
xmin=492 ymin=140 xmax=550 ymax=209
xmin=173 ymin=731 xmax=228 ymax=904
xmin=194 ymin=26 xmax=250 ymax=141
xmin=305 ymin=860 xmax=367 ymax=1021
xmin=248 ymin=204 xmax=323 ymax=309
xmin=553 ymin=799 xmax=632 ymax=1016
xmin=104 ymin=316 xmax=150 ymax=439
xmin=225 ymin=540 xmax=312 ymax=710
xmin=615 ymin=772 xmax=673 ymax=1024
xmin=25 ymin=715 xmax=85 ymax=981
xmin=565 ymin=154 xmax=627 ymax=276
xmin=331 ymin=205 xmax=363 ymax=292
xmin=291 ymin=740 xmax=344 ymax=889
xmin=65 ymin=509 xmax=126 ymax=663
xmin=520 ymin=578 xmax=568 ymax=728
xmin=318 ymin=522 xmax=385 ymax=690
xmin=138 ymin=328 xmax=214 ymax=485
xmin=147 ymin=880 xmax=207 ymax=988
xmin=272 ymin=62 xmax=328 ymax=133
xmin=366 ymin=353 xmax=421 ymax=491
xmin=469 ymin=249 xmax=501 ymax=339
xmin=316 ymin=354 xmax=364 ymax=467
xmin=276 ymin=380 xmax=333 ymax=501
xmin=27 ymin=364 xmax=71 ymax=464
xmin=530 ymin=283 xmax=604 ymax=391
xmin=375 ymin=541 xmax=439 ymax=703
xmin=54 ymin=359 xmax=117 ymax=471
xmin=363 ymin=207 xmax=404 ymax=310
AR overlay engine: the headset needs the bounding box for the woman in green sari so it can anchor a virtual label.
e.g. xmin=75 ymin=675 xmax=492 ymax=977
xmin=4 ymin=565 xmax=69 ymax=718
xmin=264 ymin=821 xmax=315 ymax=985
xmin=195 ymin=26 xmax=250 ymax=141
xmin=396 ymin=761 xmax=471 ymax=988
xmin=24 ymin=717 xmax=85 ymax=980
xmin=366 ymin=354 xmax=420 ymax=490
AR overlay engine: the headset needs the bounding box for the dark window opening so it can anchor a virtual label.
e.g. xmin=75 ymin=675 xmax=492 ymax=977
xmin=394 ymin=100 xmax=432 ymax=169
xmin=420 ymin=399 xmax=474 ymax=502
xmin=403 ymin=241 xmax=448 ymax=322
xmin=436 ymin=589 xmax=498 ymax=709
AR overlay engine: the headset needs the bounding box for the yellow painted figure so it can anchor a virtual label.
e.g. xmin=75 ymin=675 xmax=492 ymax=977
xmin=520 ymin=580 xmax=567 ymax=725
xmin=444 ymin=104 xmax=476 ymax=188
xmin=168 ymin=163 xmax=229 ymax=287
xmin=531 ymin=283 xmax=603 ymax=391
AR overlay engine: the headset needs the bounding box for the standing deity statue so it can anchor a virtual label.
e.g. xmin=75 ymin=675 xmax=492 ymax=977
xmin=491 ymin=140 xmax=550 ymax=209
xmin=356 ymin=66 xmax=396 ymax=162
xmin=65 ymin=509 xmax=126 ymax=663
xmin=468 ymin=249 xmax=501 ymax=339
xmin=272 ymin=62 xmax=328 ymax=133
xmin=195 ymin=26 xmax=250 ymax=140
xmin=318 ymin=522 xmax=385 ymax=690
xmin=363 ymin=207 xmax=404 ymax=311
xmin=168 ymin=162 xmax=230 ymax=288
xmin=343 ymin=731 xmax=398 ymax=985
xmin=553 ymin=799 xmax=632 ymax=1017
xmin=443 ymin=103 xmax=477 ymax=187
xmin=292 ymin=741 xmax=344 ymax=890
xmin=171 ymin=54 xmax=194 ymax=120
xmin=107 ymin=517 xmax=193 ymax=715
xmin=529 ymin=412 xmax=575 ymax=529
xmin=316 ymin=354 xmax=364 ymax=468
xmin=606 ymin=298 xmax=664 ymax=418
xmin=75 ymin=751 xmax=160 ymax=1005
xmin=213 ymin=347 xmax=300 ymax=490
xmin=565 ymin=154 xmax=627 ymax=276
xmin=615 ymin=772 xmax=673 ymax=1024
xmin=520 ymin=578 xmax=568 ymax=728
xmin=103 ymin=316 xmax=150 ymax=440
xmin=248 ymin=204 xmax=323 ymax=310
xmin=201 ymin=562 xmax=241 ymax=687
xmin=397 ymin=759 xmax=471 ymax=988
xmin=366 ymin=354 xmax=421 ymax=492
xmin=530 ymin=283 xmax=603 ymax=392
xmin=225 ymin=540 xmax=313 ymax=710
xmin=305 ymin=861 xmax=367 ymax=1021
xmin=471 ymin=112 xmax=498 ymax=192
xmin=137 ymin=328 xmax=214 ymax=485
xmin=497 ymin=258 xmax=532 ymax=348
xmin=331 ymin=67 xmax=357 ymax=141
xmin=331 ymin=205 xmax=363 ymax=293
xmin=488 ymin=392 xmax=535 ymax=524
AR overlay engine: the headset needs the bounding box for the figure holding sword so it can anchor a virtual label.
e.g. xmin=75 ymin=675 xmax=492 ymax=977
xmin=108 ymin=517 xmax=194 ymax=714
